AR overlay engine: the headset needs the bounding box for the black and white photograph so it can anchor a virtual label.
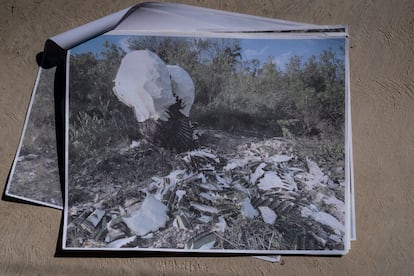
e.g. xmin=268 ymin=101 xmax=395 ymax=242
xmin=6 ymin=68 xmax=62 ymax=208
xmin=64 ymin=33 xmax=349 ymax=253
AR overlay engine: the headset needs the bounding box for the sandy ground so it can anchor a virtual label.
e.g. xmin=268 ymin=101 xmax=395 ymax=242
xmin=0 ymin=0 xmax=413 ymax=275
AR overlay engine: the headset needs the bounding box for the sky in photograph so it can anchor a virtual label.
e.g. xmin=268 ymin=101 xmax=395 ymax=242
xmin=71 ymin=34 xmax=345 ymax=71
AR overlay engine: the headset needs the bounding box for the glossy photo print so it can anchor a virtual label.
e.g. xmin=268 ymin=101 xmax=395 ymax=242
xmin=6 ymin=68 xmax=62 ymax=209
xmin=64 ymin=33 xmax=349 ymax=254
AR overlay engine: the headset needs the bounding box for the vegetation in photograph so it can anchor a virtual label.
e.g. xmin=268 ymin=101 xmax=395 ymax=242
xmin=67 ymin=36 xmax=346 ymax=251
xmin=8 ymin=68 xmax=62 ymax=206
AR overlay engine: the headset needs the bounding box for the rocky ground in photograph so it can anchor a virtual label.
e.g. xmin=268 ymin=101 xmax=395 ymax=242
xmin=8 ymin=144 xmax=62 ymax=207
xmin=66 ymin=129 xmax=346 ymax=251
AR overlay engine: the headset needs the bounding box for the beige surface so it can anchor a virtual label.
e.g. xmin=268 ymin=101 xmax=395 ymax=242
xmin=0 ymin=0 xmax=413 ymax=275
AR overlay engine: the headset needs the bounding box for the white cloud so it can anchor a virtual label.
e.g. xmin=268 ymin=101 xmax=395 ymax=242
xmin=243 ymin=45 xmax=294 ymax=71
xmin=242 ymin=46 xmax=270 ymax=61
xmin=273 ymin=51 xmax=293 ymax=70
xmin=119 ymin=37 xmax=132 ymax=53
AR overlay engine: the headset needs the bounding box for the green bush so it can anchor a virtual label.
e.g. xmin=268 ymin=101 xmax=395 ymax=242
xmin=69 ymin=38 xmax=345 ymax=154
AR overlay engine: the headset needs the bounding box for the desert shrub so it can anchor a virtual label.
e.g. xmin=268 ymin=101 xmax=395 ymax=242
xmin=20 ymin=68 xmax=56 ymax=155
xmin=69 ymin=38 xmax=345 ymax=153
xmin=69 ymin=46 xmax=141 ymax=164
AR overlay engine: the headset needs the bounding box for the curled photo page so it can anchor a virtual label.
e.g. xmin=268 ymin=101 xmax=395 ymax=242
xmin=3 ymin=2 xmax=353 ymax=256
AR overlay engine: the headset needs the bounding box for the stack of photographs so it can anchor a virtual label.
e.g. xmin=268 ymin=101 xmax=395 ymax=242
xmin=5 ymin=2 xmax=355 ymax=256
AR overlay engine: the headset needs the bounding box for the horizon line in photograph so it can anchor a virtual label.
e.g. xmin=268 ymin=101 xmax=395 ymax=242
xmin=71 ymin=34 xmax=345 ymax=72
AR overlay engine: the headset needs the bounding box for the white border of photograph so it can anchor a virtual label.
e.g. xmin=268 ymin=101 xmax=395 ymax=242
xmin=344 ymin=29 xmax=356 ymax=240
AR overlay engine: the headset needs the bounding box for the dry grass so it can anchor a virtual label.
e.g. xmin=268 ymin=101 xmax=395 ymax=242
xmin=66 ymin=128 xmax=345 ymax=252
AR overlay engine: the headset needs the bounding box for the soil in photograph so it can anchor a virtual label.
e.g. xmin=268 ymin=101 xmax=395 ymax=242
xmin=9 ymin=143 xmax=61 ymax=206
xmin=66 ymin=127 xmax=346 ymax=252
